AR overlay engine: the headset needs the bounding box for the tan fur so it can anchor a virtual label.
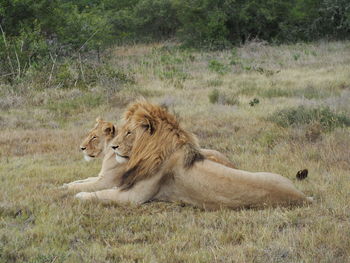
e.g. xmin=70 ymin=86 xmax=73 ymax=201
xmin=64 ymin=117 xmax=235 ymax=192
xmin=63 ymin=118 xmax=126 ymax=192
xmin=78 ymin=101 xmax=312 ymax=210
xmin=79 ymin=117 xmax=116 ymax=160
xmin=112 ymin=100 xmax=203 ymax=189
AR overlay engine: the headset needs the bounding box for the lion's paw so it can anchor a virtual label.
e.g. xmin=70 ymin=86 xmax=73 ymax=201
xmin=75 ymin=192 xmax=95 ymax=201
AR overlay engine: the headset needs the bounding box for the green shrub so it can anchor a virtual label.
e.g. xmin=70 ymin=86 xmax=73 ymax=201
xmin=208 ymin=89 xmax=220 ymax=104
xmin=208 ymin=60 xmax=229 ymax=75
xmin=223 ymin=94 xmax=240 ymax=106
xmin=51 ymin=60 xmax=134 ymax=89
xmin=249 ymin=98 xmax=260 ymax=106
xmin=260 ymin=88 xmax=293 ymax=98
xmin=208 ymin=89 xmax=239 ymax=105
xmin=158 ymin=67 xmax=189 ymax=81
xmin=1 ymin=0 xmax=350 ymax=69
xmin=270 ymin=106 xmax=350 ymax=131
xmin=260 ymin=85 xmax=337 ymax=99
xmin=293 ymin=53 xmax=301 ymax=61
xmin=174 ymin=0 xmax=230 ymax=49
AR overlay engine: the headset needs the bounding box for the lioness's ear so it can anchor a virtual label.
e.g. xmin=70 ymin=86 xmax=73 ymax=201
xmin=141 ymin=117 xmax=155 ymax=135
xmin=96 ymin=117 xmax=103 ymax=123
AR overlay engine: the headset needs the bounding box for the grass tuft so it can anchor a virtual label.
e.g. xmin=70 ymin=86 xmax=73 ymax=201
xmin=208 ymin=89 xmax=239 ymax=105
xmin=208 ymin=60 xmax=229 ymax=75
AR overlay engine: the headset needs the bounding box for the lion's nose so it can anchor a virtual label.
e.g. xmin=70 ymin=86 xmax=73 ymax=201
xmin=80 ymin=147 xmax=86 ymax=151
xmin=111 ymin=145 xmax=119 ymax=150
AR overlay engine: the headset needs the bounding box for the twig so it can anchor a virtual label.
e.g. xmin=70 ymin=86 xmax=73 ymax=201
xmin=78 ymin=52 xmax=85 ymax=82
xmin=0 ymin=23 xmax=15 ymax=77
xmin=14 ymin=47 xmax=21 ymax=78
xmin=50 ymin=256 xmax=58 ymax=263
xmin=76 ymin=30 xmax=100 ymax=83
xmin=77 ymin=29 xmax=99 ymax=53
xmin=0 ymin=72 xmax=15 ymax=78
xmin=48 ymin=52 xmax=57 ymax=84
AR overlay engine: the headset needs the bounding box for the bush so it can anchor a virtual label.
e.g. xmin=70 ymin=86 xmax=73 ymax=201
xmin=174 ymin=0 xmax=230 ymax=49
xmin=208 ymin=89 xmax=239 ymax=105
xmin=249 ymin=98 xmax=260 ymax=106
xmin=208 ymin=60 xmax=229 ymax=75
xmin=0 ymin=24 xmax=50 ymax=83
xmin=270 ymin=106 xmax=350 ymax=131
xmin=1 ymin=0 xmax=350 ymax=82
xmin=208 ymin=89 xmax=220 ymax=104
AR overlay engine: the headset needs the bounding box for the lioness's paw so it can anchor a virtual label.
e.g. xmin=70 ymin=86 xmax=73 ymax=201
xmin=75 ymin=192 xmax=95 ymax=201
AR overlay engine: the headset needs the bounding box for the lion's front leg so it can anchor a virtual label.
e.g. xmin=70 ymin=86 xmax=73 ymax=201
xmin=75 ymin=172 xmax=163 ymax=204
xmin=75 ymin=188 xmax=129 ymax=203
xmin=75 ymin=188 xmax=154 ymax=204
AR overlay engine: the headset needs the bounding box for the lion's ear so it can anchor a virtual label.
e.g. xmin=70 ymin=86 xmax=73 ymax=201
xmin=103 ymin=124 xmax=115 ymax=136
xmin=141 ymin=117 xmax=155 ymax=135
xmin=96 ymin=117 xmax=103 ymax=123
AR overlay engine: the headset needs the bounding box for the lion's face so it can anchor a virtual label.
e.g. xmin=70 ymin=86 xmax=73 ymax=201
xmin=80 ymin=118 xmax=116 ymax=162
xmin=109 ymin=123 xmax=136 ymax=164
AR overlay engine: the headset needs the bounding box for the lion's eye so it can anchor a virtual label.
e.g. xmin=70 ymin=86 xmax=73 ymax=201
xmin=92 ymin=136 xmax=97 ymax=140
xmin=126 ymin=131 xmax=131 ymax=136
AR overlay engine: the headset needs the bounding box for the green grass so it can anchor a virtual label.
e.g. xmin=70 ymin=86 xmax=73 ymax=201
xmin=208 ymin=89 xmax=239 ymax=105
xmin=1 ymin=41 xmax=350 ymax=262
xmin=46 ymin=93 xmax=104 ymax=118
xmin=208 ymin=59 xmax=229 ymax=75
xmin=270 ymin=106 xmax=350 ymax=131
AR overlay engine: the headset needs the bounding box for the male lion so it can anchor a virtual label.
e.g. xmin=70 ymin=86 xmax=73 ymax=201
xmin=64 ymin=117 xmax=236 ymax=192
xmin=75 ymin=101 xmax=313 ymax=210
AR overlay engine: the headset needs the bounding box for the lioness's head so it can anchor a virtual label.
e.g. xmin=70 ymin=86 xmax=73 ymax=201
xmin=80 ymin=117 xmax=116 ymax=162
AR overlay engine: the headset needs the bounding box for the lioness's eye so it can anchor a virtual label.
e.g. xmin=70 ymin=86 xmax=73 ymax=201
xmin=92 ymin=136 xmax=97 ymax=140
xmin=126 ymin=131 xmax=131 ymax=136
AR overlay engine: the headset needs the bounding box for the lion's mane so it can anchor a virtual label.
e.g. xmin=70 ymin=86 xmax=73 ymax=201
xmin=120 ymin=101 xmax=204 ymax=189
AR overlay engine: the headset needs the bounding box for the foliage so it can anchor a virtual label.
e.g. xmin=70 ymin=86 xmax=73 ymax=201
xmin=174 ymin=0 xmax=230 ymax=49
xmin=249 ymin=98 xmax=260 ymax=106
xmin=270 ymin=106 xmax=350 ymax=131
xmin=208 ymin=89 xmax=239 ymax=105
xmin=208 ymin=89 xmax=220 ymax=104
xmin=208 ymin=60 xmax=229 ymax=74
xmin=1 ymin=0 xmax=350 ymax=83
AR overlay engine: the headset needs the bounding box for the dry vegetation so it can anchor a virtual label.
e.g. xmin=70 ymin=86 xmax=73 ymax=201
xmin=1 ymin=40 xmax=350 ymax=262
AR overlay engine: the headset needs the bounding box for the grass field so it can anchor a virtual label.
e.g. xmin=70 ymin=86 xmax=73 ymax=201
xmin=1 ymin=40 xmax=350 ymax=262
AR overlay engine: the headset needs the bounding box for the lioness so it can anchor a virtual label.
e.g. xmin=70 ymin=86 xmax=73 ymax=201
xmin=75 ymin=101 xmax=313 ymax=210
xmin=64 ymin=118 xmax=236 ymax=192
xmin=62 ymin=118 xmax=125 ymax=192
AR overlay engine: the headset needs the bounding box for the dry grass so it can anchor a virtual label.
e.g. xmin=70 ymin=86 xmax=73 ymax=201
xmin=1 ymin=41 xmax=350 ymax=263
